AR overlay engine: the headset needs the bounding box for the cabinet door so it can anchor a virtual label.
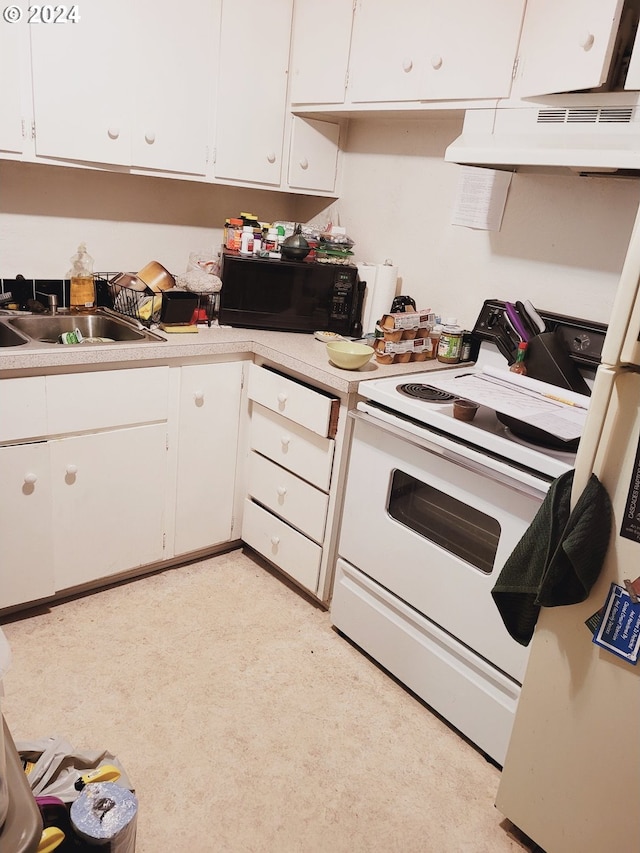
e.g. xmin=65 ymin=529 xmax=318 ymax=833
xmin=0 ymin=10 xmax=28 ymax=154
xmin=130 ymin=0 xmax=219 ymax=175
xmin=289 ymin=0 xmax=353 ymax=104
xmin=30 ymin=0 xmax=132 ymax=165
xmin=513 ymin=0 xmax=624 ymax=98
xmin=424 ymin=0 xmax=524 ymax=100
xmin=214 ymin=0 xmax=293 ymax=185
xmin=0 ymin=443 xmax=54 ymax=609
xmin=287 ymin=117 xmax=340 ymax=193
xmin=348 ymin=1 xmax=431 ymax=102
xmin=174 ymin=362 xmax=243 ymax=555
xmin=50 ymin=424 xmax=167 ymax=591
xmin=625 ymin=23 xmax=640 ymax=89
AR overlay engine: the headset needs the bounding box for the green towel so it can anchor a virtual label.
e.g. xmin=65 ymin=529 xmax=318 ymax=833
xmin=491 ymin=470 xmax=612 ymax=646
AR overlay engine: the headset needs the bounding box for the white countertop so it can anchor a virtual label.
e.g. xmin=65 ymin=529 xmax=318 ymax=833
xmin=0 ymin=323 xmax=451 ymax=392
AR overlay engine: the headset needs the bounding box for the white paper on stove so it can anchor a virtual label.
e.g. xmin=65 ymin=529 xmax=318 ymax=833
xmin=425 ymin=366 xmax=590 ymax=440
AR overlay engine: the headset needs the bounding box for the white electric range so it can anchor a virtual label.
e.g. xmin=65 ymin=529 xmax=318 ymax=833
xmin=331 ymin=302 xmax=606 ymax=765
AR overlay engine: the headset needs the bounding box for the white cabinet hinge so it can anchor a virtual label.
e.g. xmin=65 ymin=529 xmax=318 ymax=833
xmin=166 ymin=433 xmax=169 ymax=450
xmin=212 ymin=146 xmax=216 ymax=164
xmin=162 ymin=532 xmax=166 ymax=550
xmin=23 ymin=120 xmax=35 ymax=140
xmin=512 ymin=55 xmax=520 ymax=80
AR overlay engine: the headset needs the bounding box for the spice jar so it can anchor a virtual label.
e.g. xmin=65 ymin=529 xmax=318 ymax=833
xmin=437 ymin=318 xmax=463 ymax=364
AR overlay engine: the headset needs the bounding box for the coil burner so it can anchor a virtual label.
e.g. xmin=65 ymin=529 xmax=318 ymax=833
xmin=397 ymin=383 xmax=456 ymax=404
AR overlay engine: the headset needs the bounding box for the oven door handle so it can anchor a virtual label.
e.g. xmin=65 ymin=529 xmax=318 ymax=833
xmin=351 ymin=408 xmax=553 ymax=500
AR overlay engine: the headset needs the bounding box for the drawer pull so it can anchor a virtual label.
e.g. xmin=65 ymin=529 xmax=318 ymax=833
xmin=66 ymin=464 xmax=78 ymax=476
xmin=277 ymin=486 xmax=287 ymax=498
xmin=270 ymin=535 xmax=280 ymax=547
xmin=281 ymin=435 xmax=291 ymax=448
xmin=277 ymin=392 xmax=288 ymax=406
xmin=194 ymin=390 xmax=205 ymax=404
xmin=24 ymin=472 xmax=37 ymax=485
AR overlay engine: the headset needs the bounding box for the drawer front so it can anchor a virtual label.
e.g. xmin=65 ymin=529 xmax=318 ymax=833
xmin=248 ymin=363 xmax=337 ymax=437
xmin=0 ymin=377 xmax=47 ymax=442
xmin=248 ymin=450 xmax=329 ymax=544
xmin=47 ymin=366 xmax=170 ymax=433
xmin=242 ymin=498 xmax=321 ymax=593
xmin=250 ymin=404 xmax=334 ymax=491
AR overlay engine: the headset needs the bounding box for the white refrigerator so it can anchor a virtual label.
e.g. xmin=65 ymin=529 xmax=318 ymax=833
xmin=494 ymin=205 xmax=640 ymax=851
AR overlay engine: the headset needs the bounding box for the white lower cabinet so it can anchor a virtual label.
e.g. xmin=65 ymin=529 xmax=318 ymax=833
xmin=173 ymin=361 xmax=244 ymax=555
xmin=243 ymin=363 xmax=343 ymax=600
xmin=0 ymin=360 xmax=249 ymax=612
xmin=242 ymin=499 xmax=322 ymax=592
xmin=0 ymin=442 xmax=54 ymax=609
xmin=50 ymin=423 xmax=168 ymax=591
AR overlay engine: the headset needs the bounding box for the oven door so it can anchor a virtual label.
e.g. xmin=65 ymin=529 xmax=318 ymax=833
xmin=338 ymin=410 xmax=551 ymax=683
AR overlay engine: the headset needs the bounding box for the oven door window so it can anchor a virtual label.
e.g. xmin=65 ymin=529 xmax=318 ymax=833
xmin=388 ymin=469 xmax=501 ymax=574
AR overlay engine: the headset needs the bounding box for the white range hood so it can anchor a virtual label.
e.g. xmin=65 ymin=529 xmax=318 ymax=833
xmin=445 ymin=93 xmax=640 ymax=173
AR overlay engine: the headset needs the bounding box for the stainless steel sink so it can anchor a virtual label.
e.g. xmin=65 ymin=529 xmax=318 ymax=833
xmin=0 ymin=323 xmax=29 ymax=347
xmin=2 ymin=310 xmax=166 ymax=346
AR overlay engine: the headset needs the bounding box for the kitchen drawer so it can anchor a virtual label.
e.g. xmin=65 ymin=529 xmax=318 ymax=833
xmin=248 ymin=450 xmax=329 ymax=544
xmin=0 ymin=377 xmax=47 ymax=442
xmin=250 ymin=404 xmax=334 ymax=492
xmin=247 ymin=363 xmax=339 ymax=438
xmin=46 ymin=366 xmax=170 ymax=434
xmin=242 ymin=498 xmax=322 ymax=593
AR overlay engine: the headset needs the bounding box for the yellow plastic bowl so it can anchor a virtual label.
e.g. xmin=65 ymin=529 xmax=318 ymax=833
xmin=326 ymin=340 xmax=374 ymax=370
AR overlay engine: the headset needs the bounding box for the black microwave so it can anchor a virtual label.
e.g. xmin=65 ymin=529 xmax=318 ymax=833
xmin=219 ymin=251 xmax=363 ymax=335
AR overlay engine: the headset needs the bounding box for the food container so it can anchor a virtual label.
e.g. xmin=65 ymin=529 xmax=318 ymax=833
xmin=453 ymin=399 xmax=479 ymax=422
xmin=137 ymin=261 xmax=176 ymax=294
xmin=159 ymin=291 xmax=199 ymax=326
xmin=380 ymin=310 xmax=435 ymax=331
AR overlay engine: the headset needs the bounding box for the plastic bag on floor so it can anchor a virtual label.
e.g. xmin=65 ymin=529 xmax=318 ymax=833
xmin=16 ymin=734 xmax=134 ymax=803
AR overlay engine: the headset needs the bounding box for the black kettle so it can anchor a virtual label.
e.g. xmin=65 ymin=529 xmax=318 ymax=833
xmin=280 ymin=225 xmax=310 ymax=261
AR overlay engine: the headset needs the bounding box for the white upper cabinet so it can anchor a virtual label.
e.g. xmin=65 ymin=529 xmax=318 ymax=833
xmin=130 ymin=0 xmax=219 ymax=174
xmin=0 ymin=11 xmax=29 ymax=154
xmin=30 ymin=0 xmax=132 ymax=166
xmin=30 ymin=0 xmax=217 ymax=175
xmin=287 ymin=116 xmax=340 ymax=193
xmin=348 ymin=0 xmax=525 ymax=103
xmin=214 ymin=0 xmax=293 ymax=186
xmin=289 ymin=0 xmax=354 ymax=104
xmin=624 ymin=16 xmax=640 ymax=89
xmin=512 ymin=0 xmax=625 ymax=98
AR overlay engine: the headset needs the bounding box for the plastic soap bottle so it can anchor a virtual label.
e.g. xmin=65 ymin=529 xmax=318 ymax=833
xmin=68 ymin=242 xmax=95 ymax=312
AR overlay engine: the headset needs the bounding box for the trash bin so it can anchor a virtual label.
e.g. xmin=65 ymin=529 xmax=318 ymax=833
xmin=0 ymin=627 xmax=43 ymax=853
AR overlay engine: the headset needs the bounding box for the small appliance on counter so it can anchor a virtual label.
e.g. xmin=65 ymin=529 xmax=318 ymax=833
xmin=218 ymin=251 xmax=363 ymax=336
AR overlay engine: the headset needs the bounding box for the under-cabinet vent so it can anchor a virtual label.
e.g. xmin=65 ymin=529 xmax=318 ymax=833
xmin=537 ymin=107 xmax=635 ymax=125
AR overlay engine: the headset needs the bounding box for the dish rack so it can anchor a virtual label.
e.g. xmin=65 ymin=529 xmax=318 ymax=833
xmin=94 ymin=272 xmax=219 ymax=328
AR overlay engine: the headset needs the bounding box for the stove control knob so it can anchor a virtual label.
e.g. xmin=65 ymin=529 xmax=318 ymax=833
xmin=572 ymin=333 xmax=591 ymax=352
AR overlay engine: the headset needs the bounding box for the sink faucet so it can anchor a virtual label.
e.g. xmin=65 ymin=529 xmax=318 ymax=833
xmin=35 ymin=292 xmax=59 ymax=314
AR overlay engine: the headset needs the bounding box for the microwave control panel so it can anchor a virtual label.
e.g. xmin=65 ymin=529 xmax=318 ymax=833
xmin=329 ymin=271 xmax=356 ymax=322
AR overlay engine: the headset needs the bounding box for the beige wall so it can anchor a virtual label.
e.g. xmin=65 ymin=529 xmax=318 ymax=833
xmin=2 ymin=116 xmax=640 ymax=329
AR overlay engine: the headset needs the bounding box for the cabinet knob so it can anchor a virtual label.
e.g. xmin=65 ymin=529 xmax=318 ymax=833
xmin=580 ymin=32 xmax=595 ymax=50
xmin=299 ymin=158 xmax=309 ymax=170
xmin=194 ymin=390 xmax=205 ymax=403
xmin=145 ymin=130 xmax=156 ymax=145
xmin=66 ymin=464 xmax=78 ymax=476
xmin=107 ymin=127 xmax=120 ymax=140
xmin=24 ymin=472 xmax=37 ymax=485
xmin=270 ymin=536 xmax=280 ymax=547
xmin=267 ymin=152 xmax=276 ymax=164
xmin=430 ymin=54 xmax=443 ymax=70
xmin=281 ymin=435 xmax=291 ymax=448
xmin=402 ymin=58 xmax=413 ymax=73
xmin=277 ymin=486 xmax=287 ymax=498
xmin=277 ymin=392 xmax=287 ymax=406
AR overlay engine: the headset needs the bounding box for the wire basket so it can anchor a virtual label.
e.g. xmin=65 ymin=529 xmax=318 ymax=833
xmin=94 ymin=272 xmax=219 ymax=328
